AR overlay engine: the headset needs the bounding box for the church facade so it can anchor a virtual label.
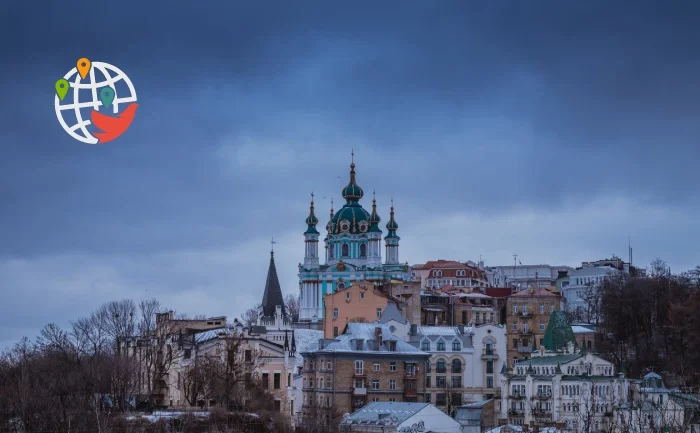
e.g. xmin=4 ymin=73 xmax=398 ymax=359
xmin=298 ymin=158 xmax=410 ymax=322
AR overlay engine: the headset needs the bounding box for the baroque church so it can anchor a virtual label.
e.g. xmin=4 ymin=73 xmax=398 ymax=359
xmin=298 ymin=157 xmax=411 ymax=322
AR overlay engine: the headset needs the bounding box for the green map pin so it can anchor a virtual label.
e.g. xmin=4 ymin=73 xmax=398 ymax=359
xmin=99 ymin=87 xmax=115 ymax=109
xmin=55 ymin=79 xmax=69 ymax=100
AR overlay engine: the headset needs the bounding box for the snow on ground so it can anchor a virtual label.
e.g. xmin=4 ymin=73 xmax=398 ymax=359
xmin=485 ymin=425 xmax=562 ymax=433
xmin=126 ymin=411 xmax=209 ymax=422
xmin=293 ymin=328 xmax=323 ymax=368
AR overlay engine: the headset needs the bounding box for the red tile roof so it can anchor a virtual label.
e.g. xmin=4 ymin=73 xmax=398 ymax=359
xmin=484 ymin=287 xmax=513 ymax=298
xmin=510 ymin=287 xmax=559 ymax=297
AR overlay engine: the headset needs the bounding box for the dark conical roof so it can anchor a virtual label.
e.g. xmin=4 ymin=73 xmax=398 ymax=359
xmin=261 ymin=251 xmax=286 ymax=318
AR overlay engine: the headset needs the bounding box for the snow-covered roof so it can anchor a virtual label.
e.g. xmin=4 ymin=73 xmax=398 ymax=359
xmin=571 ymin=325 xmax=595 ymax=334
xmin=456 ymin=292 xmax=492 ymax=299
xmin=194 ymin=327 xmax=230 ymax=343
xmin=312 ymin=323 xmax=427 ymax=355
xmin=342 ymin=402 xmax=429 ymax=425
xmin=293 ymin=328 xmax=323 ymax=368
xmin=569 ymin=266 xmax=617 ymax=277
xmin=416 ymin=326 xmax=469 ymax=336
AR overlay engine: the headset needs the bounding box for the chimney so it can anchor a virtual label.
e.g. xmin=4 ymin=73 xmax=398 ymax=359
xmin=375 ymin=327 xmax=383 ymax=347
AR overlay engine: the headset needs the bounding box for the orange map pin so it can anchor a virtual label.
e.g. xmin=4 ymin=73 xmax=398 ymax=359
xmin=77 ymin=58 xmax=91 ymax=79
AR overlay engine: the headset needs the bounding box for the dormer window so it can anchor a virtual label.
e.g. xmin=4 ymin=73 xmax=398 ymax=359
xmin=389 ymin=341 xmax=397 ymax=351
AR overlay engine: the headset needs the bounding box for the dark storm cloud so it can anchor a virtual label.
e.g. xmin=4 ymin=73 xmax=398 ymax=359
xmin=1 ymin=0 xmax=699 ymax=350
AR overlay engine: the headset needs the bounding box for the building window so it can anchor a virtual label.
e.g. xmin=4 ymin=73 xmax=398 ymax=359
xmin=360 ymin=243 xmax=367 ymax=257
xmin=540 ymin=304 xmax=545 ymax=314
xmin=451 ymin=359 xmax=462 ymax=373
xmin=333 ymin=308 xmax=338 ymax=319
xmin=437 ymin=341 xmax=446 ymax=351
xmin=487 ymin=376 xmax=494 ymax=388
xmin=333 ymin=327 xmax=338 ymax=337
xmin=486 ymin=360 xmax=494 ymax=374
xmin=540 ymin=323 xmax=545 ymax=331
xmin=341 ymin=244 xmax=349 ymax=257
xmin=436 ymin=393 xmax=446 ymax=406
xmin=425 ymin=360 xmax=431 ymax=372
xmin=425 ymin=376 xmax=431 ymax=388
xmin=436 ymin=359 xmax=446 ymax=373
xmin=184 ymin=349 xmax=191 ymax=359
xmin=360 ymin=292 xmax=365 ymax=299
xmin=389 ymin=379 xmax=397 ymax=390
xmin=421 ymin=341 xmax=430 ymax=351
xmin=452 ymin=341 xmax=461 ymax=351
xmin=376 ymin=307 xmax=382 ymax=318
xmin=373 ymin=363 xmax=380 ymax=371
xmin=355 ymin=360 xmax=363 ymax=375
xmin=245 ymin=350 xmax=252 ymax=362
xmin=462 ymin=311 xmax=467 ymax=324
xmin=512 ymin=323 xmax=518 ymax=331
xmin=512 ymin=304 xmax=518 ymax=314
xmin=262 ymin=373 xmax=269 ymax=388
xmin=436 ymin=376 xmax=446 ymax=388
xmin=389 ymin=362 xmax=397 ymax=372
xmin=371 ymin=380 xmax=380 ymax=390
xmin=274 ymin=373 xmax=281 ymax=389
xmin=513 ymin=339 xmax=518 ymax=348
xmin=550 ymin=304 xmax=555 ymax=312
xmin=346 ymin=292 xmax=350 ymax=301
xmin=451 ymin=376 xmax=461 ymax=388
xmin=425 ymin=393 xmax=431 ymax=403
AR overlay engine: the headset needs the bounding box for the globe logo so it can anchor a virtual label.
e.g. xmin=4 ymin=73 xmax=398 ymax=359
xmin=54 ymin=58 xmax=138 ymax=144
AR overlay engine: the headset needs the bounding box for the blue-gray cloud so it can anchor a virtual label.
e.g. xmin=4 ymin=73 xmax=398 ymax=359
xmin=0 ymin=0 xmax=699 ymax=348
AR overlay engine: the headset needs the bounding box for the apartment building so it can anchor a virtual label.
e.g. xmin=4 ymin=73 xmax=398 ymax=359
xmin=421 ymin=288 xmax=499 ymax=327
xmin=505 ymin=286 xmax=562 ymax=367
xmin=300 ymin=322 xmax=430 ymax=415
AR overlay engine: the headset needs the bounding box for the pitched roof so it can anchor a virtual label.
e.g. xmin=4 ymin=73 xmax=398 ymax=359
xmin=311 ymin=323 xmax=427 ymax=355
xmin=261 ymin=251 xmax=286 ymax=318
xmin=485 ymin=287 xmax=513 ymax=298
xmin=378 ymin=303 xmax=408 ymax=325
xmin=514 ymin=353 xmax=583 ymax=366
xmin=342 ymin=402 xmax=430 ymax=424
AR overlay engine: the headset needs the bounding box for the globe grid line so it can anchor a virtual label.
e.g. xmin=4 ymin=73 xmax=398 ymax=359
xmin=54 ymin=61 xmax=138 ymax=144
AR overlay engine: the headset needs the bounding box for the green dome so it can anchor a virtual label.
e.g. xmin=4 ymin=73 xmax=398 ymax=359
xmin=342 ymin=162 xmax=364 ymax=203
xmin=304 ymin=196 xmax=319 ymax=235
xmin=385 ymin=201 xmax=399 ymax=238
xmin=330 ymin=204 xmax=371 ymax=235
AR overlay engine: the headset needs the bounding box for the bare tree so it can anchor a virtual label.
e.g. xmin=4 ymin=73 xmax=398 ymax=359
xmin=284 ymin=294 xmax=300 ymax=322
xmin=241 ymin=306 xmax=259 ymax=327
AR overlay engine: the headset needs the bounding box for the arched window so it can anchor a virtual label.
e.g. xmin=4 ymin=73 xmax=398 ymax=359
xmin=436 ymin=359 xmax=446 ymax=373
xmin=341 ymin=243 xmax=349 ymax=257
xmin=359 ymin=243 xmax=367 ymax=257
xmin=451 ymin=359 xmax=462 ymax=373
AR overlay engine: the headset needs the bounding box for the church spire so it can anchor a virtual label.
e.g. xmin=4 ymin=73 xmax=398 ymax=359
xmin=341 ymin=150 xmax=364 ymax=204
xmin=261 ymin=244 xmax=286 ymax=318
xmin=304 ymin=192 xmax=319 ymax=235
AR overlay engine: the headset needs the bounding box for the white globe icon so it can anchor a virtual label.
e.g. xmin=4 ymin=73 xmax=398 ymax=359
xmin=54 ymin=61 xmax=137 ymax=144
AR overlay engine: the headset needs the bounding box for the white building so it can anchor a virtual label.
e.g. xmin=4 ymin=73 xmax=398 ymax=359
xmin=562 ymin=265 xmax=618 ymax=324
xmin=486 ymin=265 xmax=573 ymax=291
xmin=340 ymin=402 xmax=463 ymax=433
xmin=409 ymin=324 xmax=507 ymax=411
xmin=500 ymin=351 xmax=630 ymax=433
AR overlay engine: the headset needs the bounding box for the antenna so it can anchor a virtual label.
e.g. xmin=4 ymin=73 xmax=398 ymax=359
xmin=513 ymin=254 xmax=518 ymax=267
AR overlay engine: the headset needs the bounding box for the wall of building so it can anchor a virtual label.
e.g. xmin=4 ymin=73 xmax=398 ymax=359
xmin=323 ymin=282 xmax=390 ymax=338
xmin=505 ymin=289 xmax=562 ymax=367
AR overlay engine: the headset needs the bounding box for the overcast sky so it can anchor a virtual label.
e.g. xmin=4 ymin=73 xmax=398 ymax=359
xmin=1 ymin=0 xmax=699 ymax=350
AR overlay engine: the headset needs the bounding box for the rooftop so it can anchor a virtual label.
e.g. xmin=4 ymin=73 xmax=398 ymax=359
xmin=514 ymin=353 xmax=583 ymax=366
xmin=341 ymin=402 xmax=429 ymax=425
xmin=309 ymin=323 xmax=427 ymax=355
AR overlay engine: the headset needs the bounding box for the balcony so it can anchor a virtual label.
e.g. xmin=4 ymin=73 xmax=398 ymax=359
xmin=517 ymin=346 xmax=533 ymax=353
xmin=520 ymin=312 xmax=533 ymax=318
xmin=481 ymin=350 xmax=499 ymax=360
xmin=508 ymin=409 xmax=524 ymax=417
xmin=353 ymin=371 xmax=365 ymax=378
xmin=403 ymin=388 xmax=417 ymax=397
xmin=510 ymin=392 xmax=526 ymax=400
xmin=404 ymin=371 xmax=417 ymax=378
xmin=318 ymin=368 xmax=334 ymax=373
xmin=435 ymin=367 xmax=447 ymax=374
xmin=518 ymin=329 xmax=533 ymax=335
xmin=353 ymin=387 xmax=367 ymax=396
xmin=301 ymin=368 xmax=315 ymax=374
xmin=533 ymin=391 xmax=552 ymax=400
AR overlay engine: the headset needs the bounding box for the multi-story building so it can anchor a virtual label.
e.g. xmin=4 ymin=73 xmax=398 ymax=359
xmin=486 ymin=264 xmax=573 ymax=291
xmin=119 ymin=312 xmax=227 ymax=408
xmin=388 ymin=280 xmax=422 ymax=326
xmin=299 ymin=322 xmax=430 ymax=416
xmin=562 ymin=265 xmax=618 ymax=325
xmin=505 ymin=286 xmax=562 ymax=367
xmin=408 ymin=323 xmax=507 ymax=413
xmin=187 ymin=321 xmax=298 ymax=415
xmin=420 ymin=288 xmax=499 ymax=327
xmin=418 ymin=260 xmax=489 ymax=291
xmin=298 ymin=158 xmax=410 ymax=322
xmin=323 ymin=279 xmax=392 ymax=338
xmin=499 ymin=351 xmax=629 ymax=432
